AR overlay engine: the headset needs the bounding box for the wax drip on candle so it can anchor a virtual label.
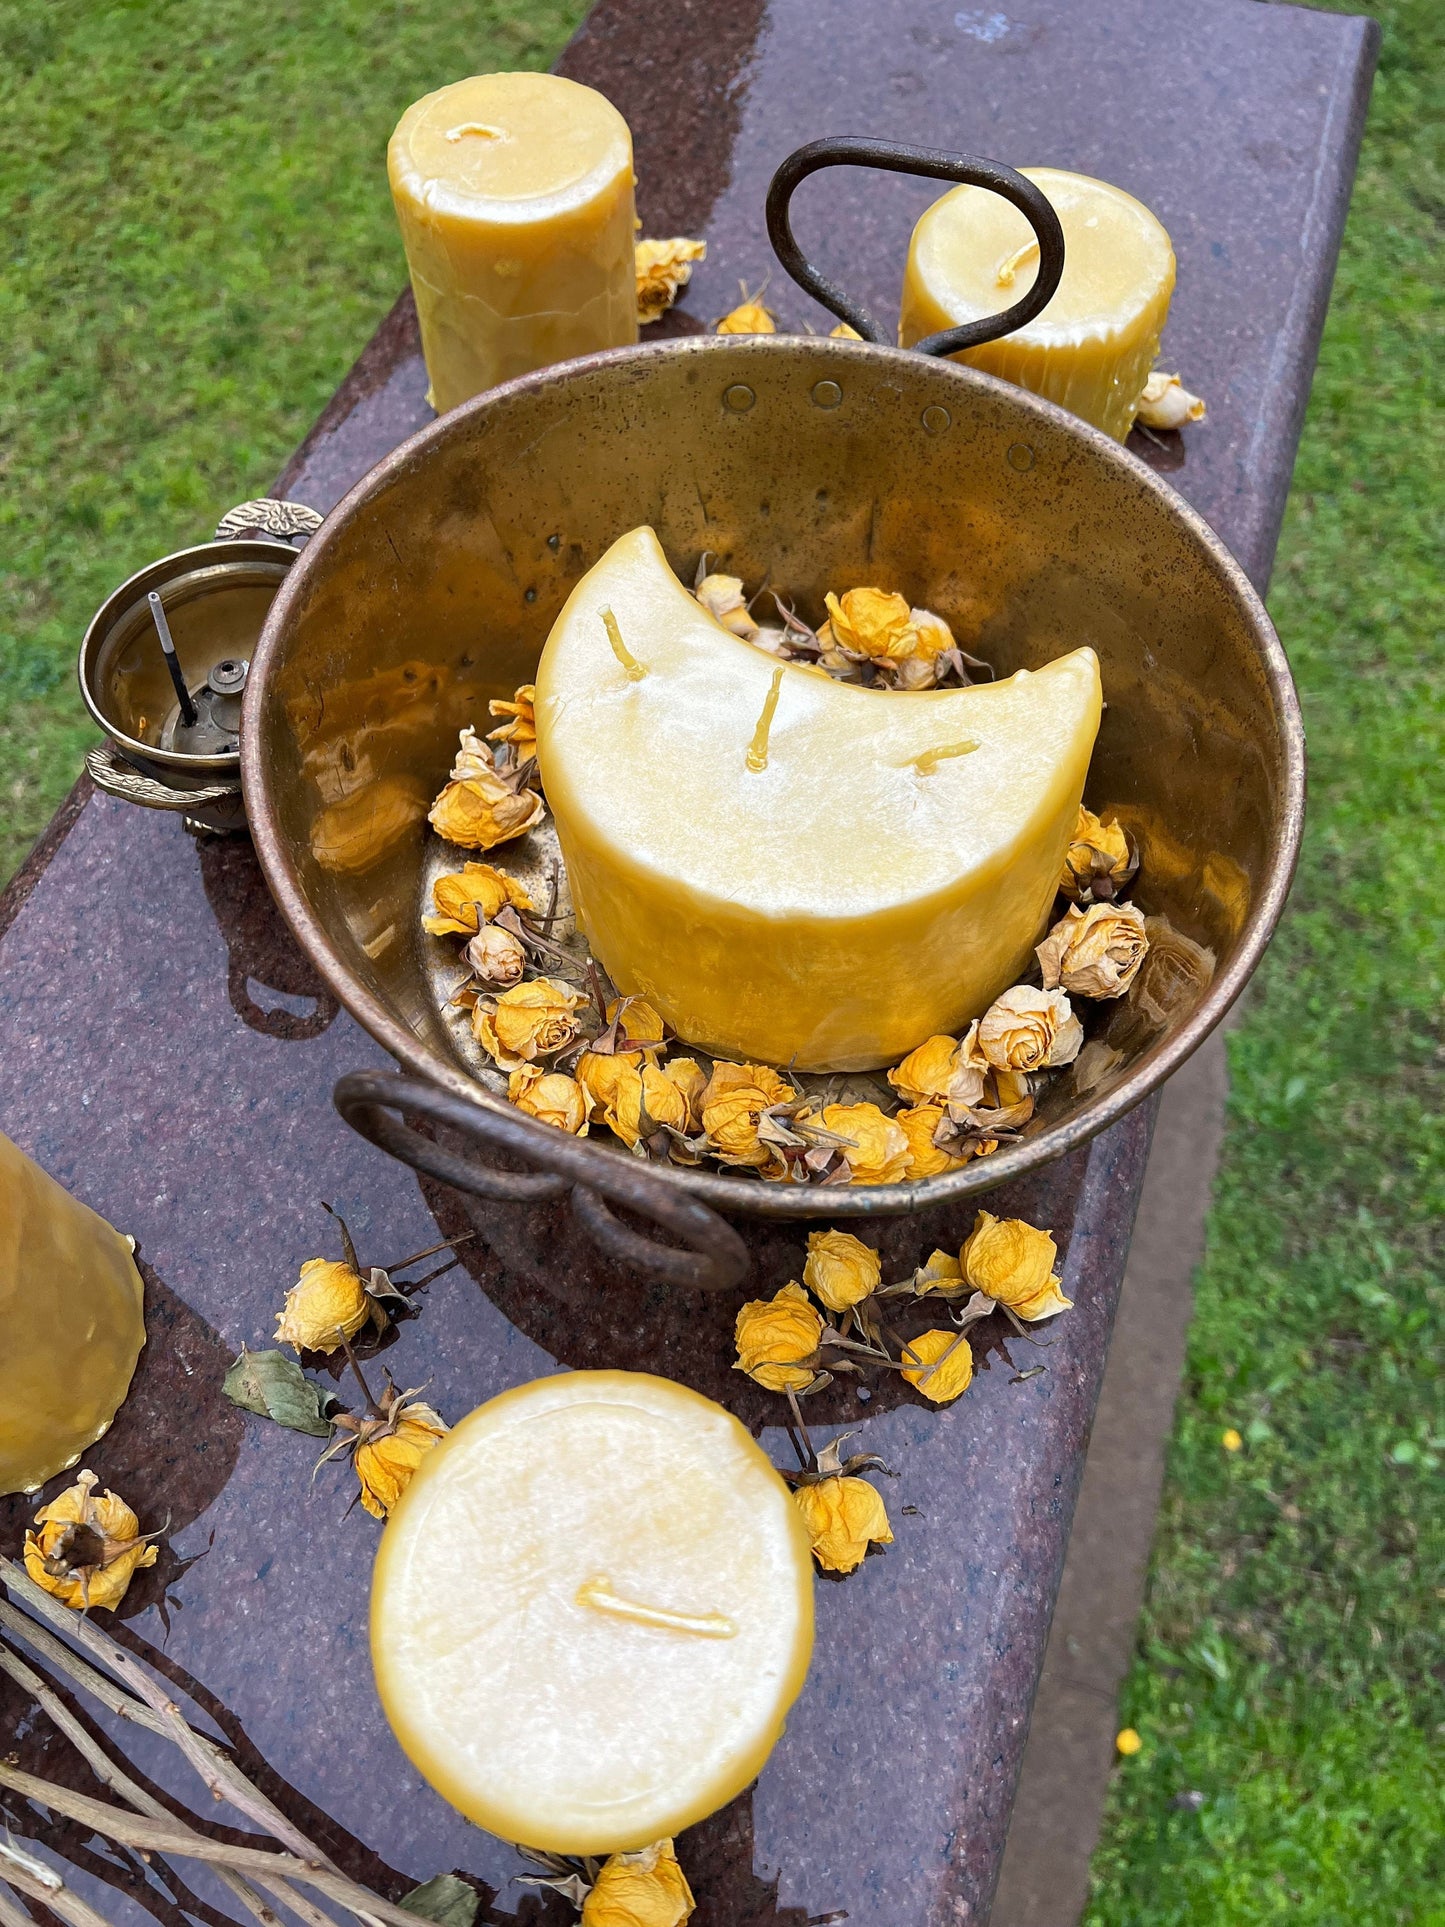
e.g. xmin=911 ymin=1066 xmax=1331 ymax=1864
xmin=445 ymin=122 xmax=506 ymax=143
xmin=576 ymin=1574 xmax=738 ymax=1640
xmin=995 ymin=239 xmax=1041 ymax=288
xmin=746 ymin=667 xmax=785 ymax=773
xmin=600 ymin=607 xmax=647 ymax=681
xmin=910 ymin=739 xmax=979 ymax=775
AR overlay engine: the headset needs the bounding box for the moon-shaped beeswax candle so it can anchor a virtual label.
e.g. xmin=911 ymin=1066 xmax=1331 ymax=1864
xmin=534 ymin=527 xmax=1101 ymax=1071
xmin=371 ymin=1371 xmax=814 ymax=1854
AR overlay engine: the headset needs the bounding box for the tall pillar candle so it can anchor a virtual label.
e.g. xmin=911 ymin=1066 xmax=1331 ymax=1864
xmin=388 ymin=72 xmax=638 ymax=415
xmin=372 ymin=1371 xmax=814 ymax=1854
xmin=1 ymin=1132 xmax=146 ymax=1496
xmin=900 ymin=168 xmax=1176 ymax=441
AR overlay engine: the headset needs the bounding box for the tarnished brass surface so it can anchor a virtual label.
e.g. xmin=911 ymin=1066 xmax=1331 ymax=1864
xmin=243 ymin=335 xmax=1304 ymax=1222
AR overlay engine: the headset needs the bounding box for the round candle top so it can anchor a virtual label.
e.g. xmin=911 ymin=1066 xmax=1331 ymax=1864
xmin=388 ymin=72 xmax=633 ymax=224
xmin=905 ymin=167 xmax=1175 ymax=351
xmin=371 ymin=1371 xmax=814 ymax=1854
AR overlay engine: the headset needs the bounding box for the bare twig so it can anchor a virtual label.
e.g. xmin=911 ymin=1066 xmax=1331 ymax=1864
xmin=0 ymin=1878 xmax=40 ymax=1927
xmin=0 ymin=1766 xmax=423 ymax=1927
xmin=0 ymin=1566 xmax=386 ymax=1927
xmin=0 ymin=1853 xmax=117 ymax=1927
xmin=0 ymin=1638 xmax=294 ymax=1927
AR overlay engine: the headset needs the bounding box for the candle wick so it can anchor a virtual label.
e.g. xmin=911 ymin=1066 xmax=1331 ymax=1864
xmin=600 ymin=607 xmax=647 ymax=681
xmin=995 ymin=239 xmax=1040 ymax=288
xmin=910 ymin=739 xmax=979 ymax=774
xmin=444 ymin=121 xmax=506 ymax=143
xmin=746 ymin=666 xmax=785 ymax=773
xmin=576 ymin=1575 xmax=737 ymax=1640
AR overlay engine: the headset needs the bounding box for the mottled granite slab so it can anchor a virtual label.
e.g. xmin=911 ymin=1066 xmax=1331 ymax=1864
xmin=0 ymin=2 xmax=1374 ymax=1924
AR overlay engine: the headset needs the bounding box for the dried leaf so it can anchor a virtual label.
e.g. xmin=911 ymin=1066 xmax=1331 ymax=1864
xmin=222 ymin=1349 xmax=340 ymax=1437
xmin=401 ymin=1877 xmax=481 ymax=1927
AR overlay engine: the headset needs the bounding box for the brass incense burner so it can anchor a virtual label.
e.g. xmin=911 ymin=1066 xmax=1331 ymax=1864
xmin=243 ymin=144 xmax=1303 ymax=1290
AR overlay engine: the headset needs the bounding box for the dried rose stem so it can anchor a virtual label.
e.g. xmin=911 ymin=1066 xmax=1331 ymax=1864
xmin=0 ymin=1564 xmax=388 ymax=1927
xmin=0 ymin=1766 xmax=427 ymax=1927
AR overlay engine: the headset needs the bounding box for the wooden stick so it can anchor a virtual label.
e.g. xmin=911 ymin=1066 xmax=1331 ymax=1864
xmin=0 ymin=1854 xmax=118 ymax=1927
xmin=0 ymin=1638 xmax=294 ymax=1927
xmin=0 ymin=1563 xmax=341 ymax=1873
xmin=0 ymin=1765 xmax=425 ymax=1927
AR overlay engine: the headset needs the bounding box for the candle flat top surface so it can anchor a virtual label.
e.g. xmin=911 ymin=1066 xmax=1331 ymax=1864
xmin=536 ymin=529 xmax=1101 ymax=917
xmin=389 ymin=72 xmax=631 ymax=221
xmin=373 ymin=1371 xmax=813 ymax=1854
xmin=911 ymin=170 xmax=1176 ymax=346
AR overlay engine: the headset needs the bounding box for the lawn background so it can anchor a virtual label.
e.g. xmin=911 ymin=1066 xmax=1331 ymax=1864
xmin=1 ymin=2 xmax=1440 ymax=1922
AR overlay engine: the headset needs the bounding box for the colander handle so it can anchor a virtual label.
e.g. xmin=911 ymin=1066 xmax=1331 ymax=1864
xmin=333 ymin=1069 xmax=751 ymax=1293
xmin=765 ymin=136 xmax=1065 ymax=355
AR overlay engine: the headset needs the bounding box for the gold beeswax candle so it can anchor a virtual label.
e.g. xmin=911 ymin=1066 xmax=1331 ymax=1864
xmin=372 ymin=1371 xmax=814 ymax=1854
xmin=534 ymin=528 xmax=1101 ymax=1072
xmin=900 ymin=168 xmax=1176 ymax=441
xmin=388 ymin=72 xmax=638 ymax=414
xmin=0 ymin=1132 xmax=146 ymax=1496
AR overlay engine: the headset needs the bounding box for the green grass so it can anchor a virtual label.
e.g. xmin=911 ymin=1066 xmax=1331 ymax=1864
xmin=2 ymin=2 xmax=1441 ymax=1920
xmin=1085 ymin=3 xmax=1445 ymax=1921
xmin=0 ymin=0 xmax=586 ymax=880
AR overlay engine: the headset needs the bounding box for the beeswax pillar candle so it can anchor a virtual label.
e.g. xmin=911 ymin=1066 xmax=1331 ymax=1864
xmin=534 ymin=528 xmax=1101 ymax=1071
xmin=388 ymin=72 xmax=638 ymax=414
xmin=371 ymin=1372 xmax=814 ymax=1854
xmin=0 ymin=1132 xmax=146 ymax=1496
xmin=900 ymin=169 xmax=1176 ymax=441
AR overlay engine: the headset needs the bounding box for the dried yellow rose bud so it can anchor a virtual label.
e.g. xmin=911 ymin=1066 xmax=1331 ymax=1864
xmin=429 ymin=771 xmax=545 ymax=851
xmin=424 ymin=861 xmax=535 ymax=936
xmin=635 ymin=236 xmax=707 ymax=325
xmin=961 ymin=1209 xmax=1072 ymax=1320
xmin=601 ymin=995 xmax=669 ymax=1061
xmin=509 ymin=1065 xmax=587 ymax=1135
xmin=901 ymin=1328 xmax=974 ymax=1404
xmin=794 ymin=1475 xmax=893 ymax=1574
xmin=733 ymin=1281 xmax=823 ymax=1392
xmin=829 ymin=320 xmax=862 ymax=340
xmin=1135 ymin=370 xmax=1206 ymax=431
xmin=887 ymin=1032 xmax=988 ymax=1111
xmin=695 ymin=573 xmax=758 ymax=640
xmin=701 ymin=1061 xmax=795 ymax=1167
xmin=311 ymin=775 xmax=428 ymax=875
xmin=473 ymin=977 xmax=585 ymax=1071
xmin=823 ymin=587 xmax=918 ymax=663
xmin=23 ymin=1470 xmax=158 ymax=1613
xmin=1037 ymin=901 xmax=1149 ymax=1000
xmin=429 ymin=728 xmax=545 ymax=849
xmin=977 ymin=984 xmax=1083 ymax=1072
xmin=463 ymin=921 xmax=527 ymax=989
xmin=897 ymin=1103 xmax=971 ymax=1178
xmin=581 ymin=1838 xmax=694 ymax=1927
xmin=815 ymin=1102 xmax=910 ymax=1186
xmin=353 ymin=1398 xmax=449 ymax=1520
xmin=576 ymin=1052 xmax=690 ymax=1147
xmin=487 ymin=684 xmax=537 ymax=762
xmin=275 ymin=1258 xmax=371 ymax=1354
xmin=909 ymin=606 xmax=957 ymax=660
xmin=659 ymin=1056 xmax=706 ymax=1133
xmin=715 ymin=294 xmax=775 ymax=334
xmin=1061 ymin=805 xmax=1137 ymax=904
xmin=803 ymin=1229 xmax=881 ymax=1311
